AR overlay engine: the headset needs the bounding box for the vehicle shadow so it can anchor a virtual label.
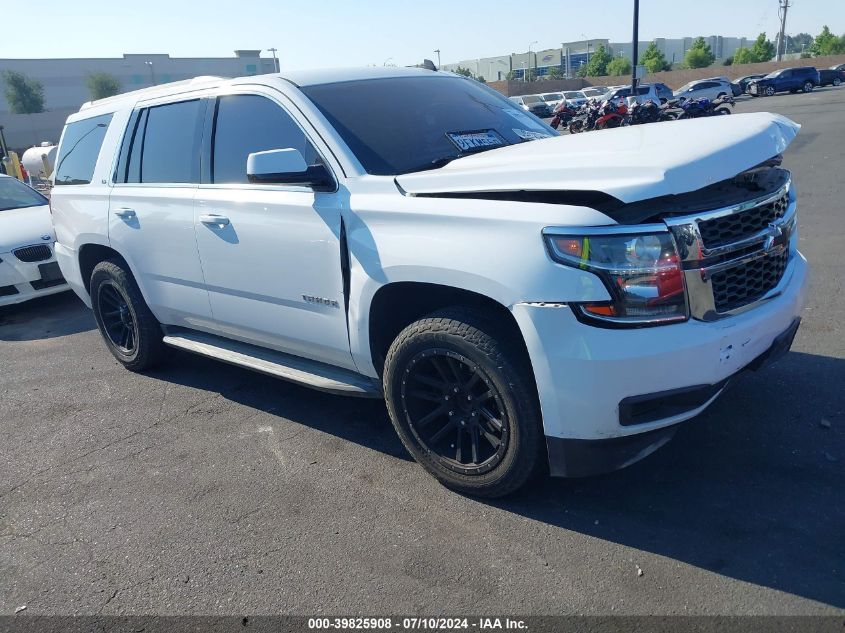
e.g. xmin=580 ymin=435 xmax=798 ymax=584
xmin=148 ymin=346 xmax=843 ymax=607
xmin=0 ymin=291 xmax=96 ymax=341
xmin=491 ymin=350 xmax=845 ymax=608
xmin=145 ymin=349 xmax=411 ymax=463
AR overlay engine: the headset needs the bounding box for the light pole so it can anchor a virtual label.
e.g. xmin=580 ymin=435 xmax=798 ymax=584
xmin=144 ymin=61 xmax=156 ymax=86
xmin=630 ymin=0 xmax=640 ymax=98
xmin=434 ymin=49 xmax=441 ymax=68
xmin=527 ymin=40 xmax=537 ymax=83
xmin=581 ymin=33 xmax=591 ymax=66
xmin=267 ymin=48 xmax=279 ymax=72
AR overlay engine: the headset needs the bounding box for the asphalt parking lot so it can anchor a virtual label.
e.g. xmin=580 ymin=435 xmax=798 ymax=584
xmin=1 ymin=88 xmax=843 ymax=618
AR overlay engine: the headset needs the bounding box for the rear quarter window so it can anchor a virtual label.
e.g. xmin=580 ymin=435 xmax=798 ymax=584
xmin=54 ymin=113 xmax=113 ymax=186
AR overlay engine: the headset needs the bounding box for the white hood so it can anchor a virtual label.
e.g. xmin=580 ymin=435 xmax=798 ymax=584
xmin=396 ymin=112 xmax=799 ymax=204
xmin=0 ymin=204 xmax=55 ymax=253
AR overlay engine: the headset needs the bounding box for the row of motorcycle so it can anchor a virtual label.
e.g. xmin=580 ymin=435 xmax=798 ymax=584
xmin=549 ymin=96 xmax=735 ymax=134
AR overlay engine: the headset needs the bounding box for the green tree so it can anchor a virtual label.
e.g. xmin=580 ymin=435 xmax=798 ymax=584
xmin=86 ymin=72 xmax=121 ymax=100
xmin=684 ymin=37 xmax=715 ymax=69
xmin=581 ymin=44 xmax=612 ymax=77
xmin=810 ymin=25 xmax=845 ymax=56
xmin=606 ymin=56 xmax=632 ymax=76
xmin=453 ymin=66 xmax=474 ymax=78
xmin=547 ymin=66 xmax=563 ymax=80
xmin=505 ymin=70 xmax=518 ymax=80
xmin=639 ymin=41 xmax=671 ymax=73
xmin=786 ymin=33 xmax=813 ymax=54
xmin=750 ymin=33 xmax=776 ymax=62
xmin=1 ymin=70 xmax=45 ymax=114
xmin=732 ymin=47 xmax=757 ymax=65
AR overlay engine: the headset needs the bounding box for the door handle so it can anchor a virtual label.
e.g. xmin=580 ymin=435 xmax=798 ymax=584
xmin=113 ymin=207 xmax=136 ymax=220
xmin=199 ymin=214 xmax=230 ymax=227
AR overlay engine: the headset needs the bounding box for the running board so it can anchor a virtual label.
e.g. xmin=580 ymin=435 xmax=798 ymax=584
xmin=162 ymin=331 xmax=381 ymax=398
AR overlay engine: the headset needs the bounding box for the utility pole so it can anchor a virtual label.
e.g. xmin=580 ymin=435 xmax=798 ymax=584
xmin=434 ymin=49 xmax=441 ymax=68
xmin=267 ymin=48 xmax=279 ymax=72
xmin=630 ymin=0 xmax=640 ymax=97
xmin=777 ymin=0 xmax=791 ymax=61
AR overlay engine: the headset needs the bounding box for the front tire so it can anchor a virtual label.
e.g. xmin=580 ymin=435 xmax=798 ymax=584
xmin=383 ymin=308 xmax=544 ymax=498
xmin=765 ymin=86 xmax=776 ymax=97
xmin=834 ymin=78 xmax=842 ymax=87
xmin=90 ymin=259 xmax=165 ymax=372
xmin=802 ymin=81 xmax=814 ymax=93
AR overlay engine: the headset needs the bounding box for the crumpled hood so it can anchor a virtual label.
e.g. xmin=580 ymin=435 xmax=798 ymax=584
xmin=396 ymin=112 xmax=799 ymax=204
xmin=0 ymin=204 xmax=55 ymax=253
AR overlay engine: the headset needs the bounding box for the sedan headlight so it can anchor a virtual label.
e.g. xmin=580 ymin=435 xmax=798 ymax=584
xmin=544 ymin=229 xmax=687 ymax=327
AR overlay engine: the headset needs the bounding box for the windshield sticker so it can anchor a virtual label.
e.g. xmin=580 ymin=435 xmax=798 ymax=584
xmin=446 ymin=130 xmax=505 ymax=153
xmin=513 ymin=128 xmax=552 ymax=141
xmin=503 ymin=109 xmax=546 ymax=131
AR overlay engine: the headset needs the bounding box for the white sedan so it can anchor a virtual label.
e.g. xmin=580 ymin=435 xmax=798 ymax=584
xmin=0 ymin=174 xmax=69 ymax=306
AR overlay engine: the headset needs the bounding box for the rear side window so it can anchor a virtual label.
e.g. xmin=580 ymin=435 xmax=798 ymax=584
xmin=117 ymin=100 xmax=203 ymax=184
xmin=211 ymin=94 xmax=319 ymax=184
xmin=54 ymin=113 xmax=113 ymax=186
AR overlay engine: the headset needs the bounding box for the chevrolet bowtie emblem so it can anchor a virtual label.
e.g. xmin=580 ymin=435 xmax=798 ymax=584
xmin=763 ymin=222 xmax=784 ymax=253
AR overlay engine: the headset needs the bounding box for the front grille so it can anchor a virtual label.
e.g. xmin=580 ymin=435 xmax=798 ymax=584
xmin=710 ymin=250 xmax=789 ymax=313
xmin=697 ymin=192 xmax=789 ymax=248
xmin=13 ymin=244 xmax=52 ymax=263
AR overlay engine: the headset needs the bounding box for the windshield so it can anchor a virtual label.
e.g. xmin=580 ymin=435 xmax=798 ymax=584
xmin=676 ymin=82 xmax=694 ymax=92
xmin=765 ymin=70 xmax=783 ymax=78
xmin=541 ymin=93 xmax=562 ymax=101
xmin=564 ymin=91 xmax=583 ymax=99
xmin=521 ymin=95 xmax=542 ymax=104
xmin=0 ymin=177 xmax=48 ymax=212
xmin=581 ymin=89 xmax=600 ymax=97
xmin=302 ymin=76 xmax=558 ymax=175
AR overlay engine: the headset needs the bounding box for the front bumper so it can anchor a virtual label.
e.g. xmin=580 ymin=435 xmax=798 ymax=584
xmin=512 ymin=252 xmax=808 ymax=473
xmin=0 ymin=245 xmax=69 ymax=307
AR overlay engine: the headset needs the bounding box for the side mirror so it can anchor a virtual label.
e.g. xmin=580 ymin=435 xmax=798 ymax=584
xmin=246 ymin=148 xmax=334 ymax=191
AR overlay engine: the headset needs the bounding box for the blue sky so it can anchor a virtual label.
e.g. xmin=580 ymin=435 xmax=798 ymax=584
xmin=6 ymin=0 xmax=844 ymax=68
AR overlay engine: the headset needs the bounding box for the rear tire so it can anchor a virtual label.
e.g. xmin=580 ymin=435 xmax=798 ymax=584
xmin=383 ymin=308 xmax=544 ymax=498
xmin=90 ymin=259 xmax=165 ymax=372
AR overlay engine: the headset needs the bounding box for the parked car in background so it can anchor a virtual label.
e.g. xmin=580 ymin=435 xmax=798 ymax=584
xmin=736 ymin=74 xmax=767 ymax=93
xmin=652 ymin=82 xmax=673 ymax=103
xmin=0 ymin=174 xmax=68 ymax=306
xmin=581 ymin=87 xmax=606 ymax=99
xmin=562 ymin=90 xmax=588 ymax=107
xmin=50 ymin=67 xmax=808 ymax=497
xmin=831 ymin=63 xmax=845 ymax=72
xmin=509 ymin=94 xmax=552 ymax=117
xmin=539 ymin=92 xmax=565 ymax=109
xmin=674 ymin=79 xmax=733 ymax=102
xmin=601 ymin=84 xmax=660 ymax=105
xmin=747 ymin=67 xmax=819 ymax=96
xmin=818 ymin=68 xmax=843 ymax=87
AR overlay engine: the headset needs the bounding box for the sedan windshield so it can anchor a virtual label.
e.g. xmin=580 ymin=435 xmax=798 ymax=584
xmin=0 ymin=177 xmax=48 ymax=212
xmin=302 ymin=76 xmax=558 ymax=175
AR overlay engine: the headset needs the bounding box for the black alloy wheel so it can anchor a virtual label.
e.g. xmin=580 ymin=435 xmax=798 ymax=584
xmin=400 ymin=349 xmax=508 ymax=476
xmin=90 ymin=258 xmax=165 ymax=371
xmin=98 ymin=280 xmax=138 ymax=354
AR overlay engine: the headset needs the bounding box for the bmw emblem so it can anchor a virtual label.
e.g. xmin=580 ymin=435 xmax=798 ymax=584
xmin=41 ymin=235 xmax=51 ymax=241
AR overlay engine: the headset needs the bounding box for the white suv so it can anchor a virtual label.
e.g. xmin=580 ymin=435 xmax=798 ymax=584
xmin=51 ymin=68 xmax=807 ymax=497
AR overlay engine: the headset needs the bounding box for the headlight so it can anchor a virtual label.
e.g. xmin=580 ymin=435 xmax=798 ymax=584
xmin=544 ymin=229 xmax=687 ymax=327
